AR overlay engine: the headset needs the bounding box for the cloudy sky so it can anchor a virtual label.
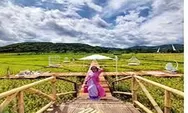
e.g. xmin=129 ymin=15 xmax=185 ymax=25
xmin=0 ymin=0 xmax=183 ymax=48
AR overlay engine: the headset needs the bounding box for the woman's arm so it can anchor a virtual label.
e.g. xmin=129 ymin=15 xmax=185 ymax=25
xmin=97 ymin=68 xmax=104 ymax=76
xmin=84 ymin=72 xmax=91 ymax=84
xmin=84 ymin=74 xmax=88 ymax=84
xmin=99 ymin=68 xmax=104 ymax=73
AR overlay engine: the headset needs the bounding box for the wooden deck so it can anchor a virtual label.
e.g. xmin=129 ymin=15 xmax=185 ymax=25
xmin=55 ymin=96 xmax=140 ymax=113
xmin=48 ymin=61 xmax=140 ymax=113
xmin=2 ymin=70 xmax=182 ymax=79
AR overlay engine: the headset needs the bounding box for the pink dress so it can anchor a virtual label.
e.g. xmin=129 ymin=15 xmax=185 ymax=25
xmin=85 ymin=70 xmax=106 ymax=99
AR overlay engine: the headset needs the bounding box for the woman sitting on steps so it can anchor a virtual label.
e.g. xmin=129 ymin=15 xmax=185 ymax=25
xmin=84 ymin=66 xmax=106 ymax=100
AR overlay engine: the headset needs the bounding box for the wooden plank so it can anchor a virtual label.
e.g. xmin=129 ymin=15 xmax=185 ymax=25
xmin=58 ymin=93 xmax=140 ymax=113
xmin=36 ymin=101 xmax=54 ymax=113
xmin=134 ymin=101 xmax=153 ymax=113
xmin=56 ymin=77 xmax=77 ymax=84
xmin=141 ymin=71 xmax=182 ymax=77
xmin=126 ymin=103 xmax=141 ymax=113
xmin=112 ymin=76 xmax=132 ymax=83
xmin=113 ymin=91 xmax=132 ymax=96
xmin=56 ymin=91 xmax=77 ymax=97
xmin=64 ymin=102 xmax=140 ymax=113
xmin=0 ymin=70 xmax=182 ymax=79
xmin=0 ymin=77 xmax=54 ymax=99
xmin=26 ymin=88 xmax=54 ymax=101
xmin=78 ymin=107 xmax=95 ymax=113
xmin=135 ymin=76 xmax=184 ymax=97
xmin=42 ymin=72 xmax=86 ymax=77
xmin=47 ymin=71 xmax=183 ymax=77
xmin=136 ymin=79 xmax=163 ymax=113
xmin=72 ymin=103 xmax=87 ymax=113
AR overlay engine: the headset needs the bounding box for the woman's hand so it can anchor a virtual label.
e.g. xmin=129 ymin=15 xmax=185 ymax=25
xmin=99 ymin=68 xmax=104 ymax=72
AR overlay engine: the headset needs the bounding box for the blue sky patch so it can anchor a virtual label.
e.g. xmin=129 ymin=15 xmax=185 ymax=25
xmin=93 ymin=0 xmax=107 ymax=7
xmin=76 ymin=4 xmax=97 ymax=19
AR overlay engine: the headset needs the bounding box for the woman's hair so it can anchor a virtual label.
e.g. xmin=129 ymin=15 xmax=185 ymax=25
xmin=91 ymin=66 xmax=99 ymax=71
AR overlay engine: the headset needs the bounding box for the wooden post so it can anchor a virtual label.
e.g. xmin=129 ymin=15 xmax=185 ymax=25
xmin=164 ymin=90 xmax=171 ymax=113
xmin=51 ymin=76 xmax=57 ymax=101
xmin=115 ymin=56 xmax=118 ymax=83
xmin=17 ymin=91 xmax=24 ymax=113
xmin=74 ymin=83 xmax=78 ymax=97
xmin=6 ymin=67 xmax=10 ymax=78
xmin=112 ymin=82 xmax=115 ymax=91
xmin=132 ymin=74 xmax=137 ymax=105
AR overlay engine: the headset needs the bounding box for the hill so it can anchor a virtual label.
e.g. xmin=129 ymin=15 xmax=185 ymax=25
xmin=0 ymin=42 xmax=183 ymax=53
xmin=0 ymin=42 xmax=115 ymax=53
xmin=127 ymin=44 xmax=183 ymax=53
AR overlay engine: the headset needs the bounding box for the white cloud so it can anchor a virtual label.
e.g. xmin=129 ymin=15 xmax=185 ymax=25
xmin=0 ymin=2 xmax=105 ymax=47
xmin=139 ymin=0 xmax=183 ymax=45
xmin=108 ymin=0 xmax=128 ymax=10
xmin=151 ymin=0 xmax=183 ymax=16
xmin=116 ymin=10 xmax=146 ymax=24
xmin=0 ymin=0 xmax=184 ymax=48
xmin=109 ymin=0 xmax=183 ymax=47
xmin=41 ymin=0 xmax=103 ymax=12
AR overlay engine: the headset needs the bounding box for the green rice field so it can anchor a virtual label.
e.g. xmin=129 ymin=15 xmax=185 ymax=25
xmin=0 ymin=53 xmax=183 ymax=76
xmin=0 ymin=53 xmax=184 ymax=113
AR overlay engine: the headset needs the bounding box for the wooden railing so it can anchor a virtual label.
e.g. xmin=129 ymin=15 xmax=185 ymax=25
xmin=0 ymin=75 xmax=78 ymax=113
xmin=112 ymin=75 xmax=184 ymax=113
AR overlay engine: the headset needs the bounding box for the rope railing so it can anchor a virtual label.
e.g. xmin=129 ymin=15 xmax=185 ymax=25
xmin=0 ymin=75 xmax=78 ymax=113
xmin=112 ymin=75 xmax=184 ymax=113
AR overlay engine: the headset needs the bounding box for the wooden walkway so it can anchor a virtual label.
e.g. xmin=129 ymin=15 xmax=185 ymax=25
xmin=2 ymin=71 xmax=182 ymax=79
xmin=79 ymin=60 xmax=112 ymax=98
xmin=57 ymin=97 xmax=140 ymax=113
xmin=49 ymin=61 xmax=140 ymax=113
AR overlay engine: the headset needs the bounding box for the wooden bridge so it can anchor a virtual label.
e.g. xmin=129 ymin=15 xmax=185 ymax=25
xmin=0 ymin=61 xmax=184 ymax=113
xmin=55 ymin=61 xmax=140 ymax=113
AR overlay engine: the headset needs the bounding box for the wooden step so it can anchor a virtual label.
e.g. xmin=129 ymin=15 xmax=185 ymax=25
xmin=79 ymin=88 xmax=111 ymax=93
xmin=81 ymin=84 xmax=109 ymax=88
xmin=80 ymin=85 xmax=110 ymax=89
xmin=98 ymin=81 xmax=108 ymax=84
xmin=79 ymin=87 xmax=111 ymax=93
xmin=78 ymin=92 xmax=112 ymax=97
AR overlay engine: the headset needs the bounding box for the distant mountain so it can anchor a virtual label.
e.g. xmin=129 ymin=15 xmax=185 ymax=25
xmin=0 ymin=42 xmax=183 ymax=53
xmin=0 ymin=42 xmax=114 ymax=53
xmin=127 ymin=44 xmax=183 ymax=53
